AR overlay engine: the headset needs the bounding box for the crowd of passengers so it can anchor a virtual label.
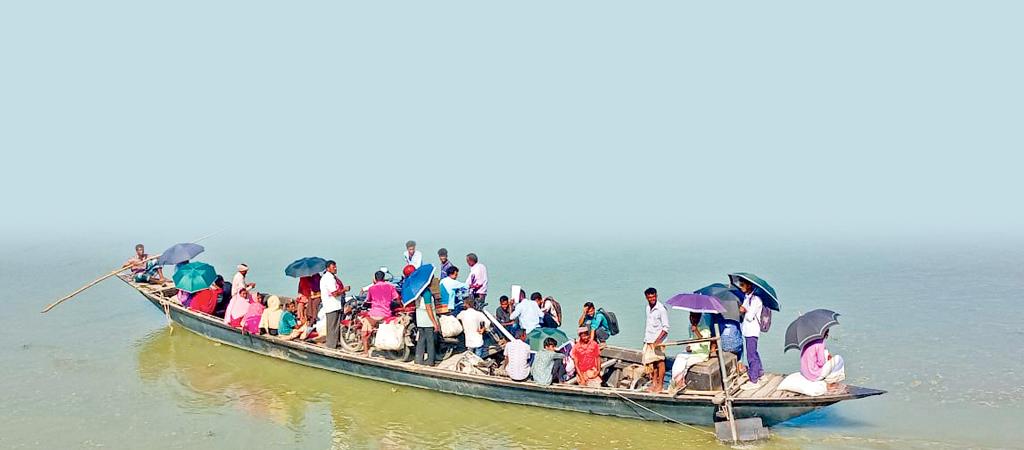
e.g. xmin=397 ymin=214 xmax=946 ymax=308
xmin=124 ymin=241 xmax=845 ymax=393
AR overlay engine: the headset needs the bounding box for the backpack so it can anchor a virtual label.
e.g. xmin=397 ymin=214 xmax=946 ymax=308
xmin=546 ymin=297 xmax=563 ymax=325
xmin=758 ymin=306 xmax=773 ymax=333
xmin=598 ymin=308 xmax=620 ymax=336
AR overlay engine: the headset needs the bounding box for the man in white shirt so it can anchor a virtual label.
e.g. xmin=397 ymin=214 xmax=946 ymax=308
xmin=642 ymin=287 xmax=670 ymax=393
xmin=318 ymin=260 xmax=349 ymax=350
xmin=457 ymin=298 xmax=491 ymax=358
xmin=503 ymin=329 xmax=532 ymax=382
xmin=510 ymin=292 xmax=544 ymax=334
xmin=738 ymin=279 xmax=765 ymax=390
xmin=231 ymin=264 xmax=255 ymax=297
xmin=403 ymin=240 xmax=423 ymax=269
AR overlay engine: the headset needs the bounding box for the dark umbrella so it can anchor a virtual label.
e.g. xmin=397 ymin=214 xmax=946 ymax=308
xmin=665 ymin=293 xmax=726 ymax=314
xmin=728 ymin=272 xmax=780 ymax=311
xmin=156 ymin=243 xmax=205 ymax=266
xmin=284 ymin=257 xmax=328 ymax=278
xmin=784 ymin=309 xmax=840 ymax=352
xmin=694 ymin=283 xmax=742 ymax=321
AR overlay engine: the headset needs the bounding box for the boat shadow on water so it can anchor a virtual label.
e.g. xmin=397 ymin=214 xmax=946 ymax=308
xmin=136 ymin=329 xmax=728 ymax=448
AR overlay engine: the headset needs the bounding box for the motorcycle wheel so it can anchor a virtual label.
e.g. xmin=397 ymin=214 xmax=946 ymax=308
xmin=339 ymin=323 xmax=363 ymax=353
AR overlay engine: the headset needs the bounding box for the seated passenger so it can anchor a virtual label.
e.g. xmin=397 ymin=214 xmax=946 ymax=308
xmin=540 ymin=295 xmax=561 ymax=328
xmin=241 ymin=293 xmax=266 ymax=334
xmin=531 ymin=337 xmax=566 ymax=386
xmin=494 ymin=295 xmax=520 ymax=338
xmin=457 ymin=298 xmax=491 ymax=358
xmin=363 ymin=270 xmax=399 ymax=356
xmin=224 ymin=288 xmax=254 ymax=328
xmin=579 ymin=301 xmax=611 ymax=343
xmin=670 ymin=313 xmax=711 ymax=390
xmin=502 ymin=329 xmax=532 ymax=382
xmin=800 ymin=329 xmax=846 ymax=392
xmin=188 ymin=280 xmax=224 ymax=315
xmin=259 ymin=295 xmax=283 ymax=335
xmin=124 ymin=244 xmax=164 ymax=284
xmin=510 ymin=292 xmax=543 ymax=335
xmin=571 ymin=327 xmax=602 ymax=387
xmin=278 ymin=299 xmax=306 ymax=341
xmin=714 ymin=314 xmax=745 ymax=372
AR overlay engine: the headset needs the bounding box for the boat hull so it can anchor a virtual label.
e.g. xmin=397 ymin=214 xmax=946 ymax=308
xmin=132 ymin=283 xmax=879 ymax=427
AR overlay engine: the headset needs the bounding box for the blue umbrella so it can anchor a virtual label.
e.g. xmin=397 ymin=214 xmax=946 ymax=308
xmin=694 ymin=283 xmax=743 ymax=321
xmin=156 ymin=243 xmax=205 ymax=266
xmin=285 ymin=257 xmax=328 ymax=278
xmin=401 ymin=264 xmax=434 ymax=305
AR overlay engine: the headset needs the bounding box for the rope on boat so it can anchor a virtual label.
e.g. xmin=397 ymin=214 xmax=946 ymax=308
xmin=162 ymin=301 xmax=174 ymax=334
xmin=611 ymin=391 xmax=716 ymax=438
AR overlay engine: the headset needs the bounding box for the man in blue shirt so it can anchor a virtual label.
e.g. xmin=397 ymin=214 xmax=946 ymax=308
xmin=579 ymin=301 xmax=611 ymax=343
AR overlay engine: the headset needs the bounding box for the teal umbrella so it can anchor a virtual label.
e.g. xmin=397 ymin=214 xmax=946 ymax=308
xmin=172 ymin=262 xmax=218 ymax=293
xmin=728 ymin=272 xmax=780 ymax=311
xmin=527 ymin=327 xmax=569 ymax=352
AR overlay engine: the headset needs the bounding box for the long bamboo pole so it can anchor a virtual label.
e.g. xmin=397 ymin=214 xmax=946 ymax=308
xmin=40 ymin=230 xmax=224 ymax=314
xmin=714 ymin=322 xmax=739 ymax=444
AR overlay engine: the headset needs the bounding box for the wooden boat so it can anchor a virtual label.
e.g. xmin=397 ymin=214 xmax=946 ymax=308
xmin=120 ymin=275 xmax=884 ymax=427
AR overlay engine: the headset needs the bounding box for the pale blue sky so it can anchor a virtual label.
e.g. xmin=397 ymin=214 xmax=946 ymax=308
xmin=2 ymin=1 xmax=1021 ymax=241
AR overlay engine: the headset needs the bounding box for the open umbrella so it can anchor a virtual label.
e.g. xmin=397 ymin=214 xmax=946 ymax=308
xmin=172 ymin=262 xmax=218 ymax=293
xmin=728 ymin=272 xmax=780 ymax=311
xmin=527 ymin=327 xmax=569 ymax=352
xmin=784 ymin=309 xmax=840 ymax=352
xmin=156 ymin=243 xmax=205 ymax=266
xmin=285 ymin=257 xmax=327 ymax=278
xmin=401 ymin=264 xmax=434 ymax=305
xmin=694 ymin=283 xmax=742 ymax=321
xmin=665 ymin=293 xmax=726 ymax=314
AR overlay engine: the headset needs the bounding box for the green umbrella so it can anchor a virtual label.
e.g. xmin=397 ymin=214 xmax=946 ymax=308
xmin=172 ymin=262 xmax=218 ymax=293
xmin=527 ymin=327 xmax=569 ymax=352
xmin=728 ymin=272 xmax=780 ymax=311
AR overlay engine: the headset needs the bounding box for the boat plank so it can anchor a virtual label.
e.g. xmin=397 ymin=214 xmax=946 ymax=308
xmin=750 ymin=374 xmax=784 ymax=398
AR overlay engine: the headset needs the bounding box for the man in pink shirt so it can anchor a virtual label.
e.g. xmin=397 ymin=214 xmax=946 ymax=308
xmin=466 ymin=253 xmax=488 ymax=308
xmin=363 ymin=270 xmax=399 ymax=355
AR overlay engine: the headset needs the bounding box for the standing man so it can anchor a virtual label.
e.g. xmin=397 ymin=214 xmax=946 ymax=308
xmin=465 ymin=253 xmax=488 ymax=308
xmin=738 ymin=279 xmax=765 ymax=390
xmin=318 ymin=260 xmax=350 ymax=350
xmin=404 ymin=240 xmax=423 ymax=269
xmin=642 ymin=287 xmax=670 ymax=393
xmin=437 ymin=248 xmax=453 ymax=279
xmin=232 ymin=264 xmax=256 ymax=297
xmin=414 ymin=289 xmax=441 ymax=366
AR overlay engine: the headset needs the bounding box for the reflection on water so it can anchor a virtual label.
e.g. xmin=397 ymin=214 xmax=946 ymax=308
xmin=136 ymin=329 xmax=736 ymax=449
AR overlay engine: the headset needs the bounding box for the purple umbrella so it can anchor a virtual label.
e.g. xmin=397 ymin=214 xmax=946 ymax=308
xmin=665 ymin=293 xmax=727 ymax=314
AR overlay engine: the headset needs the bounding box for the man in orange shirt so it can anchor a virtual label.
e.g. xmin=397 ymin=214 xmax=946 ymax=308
xmin=571 ymin=327 xmax=602 ymax=387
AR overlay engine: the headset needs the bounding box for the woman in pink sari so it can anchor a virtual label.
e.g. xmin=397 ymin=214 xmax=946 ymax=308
xmin=224 ymin=288 xmax=254 ymax=327
xmin=242 ymin=296 xmax=266 ymax=334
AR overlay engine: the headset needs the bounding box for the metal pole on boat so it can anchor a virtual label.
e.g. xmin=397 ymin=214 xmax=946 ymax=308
xmin=714 ymin=323 xmax=739 ymax=444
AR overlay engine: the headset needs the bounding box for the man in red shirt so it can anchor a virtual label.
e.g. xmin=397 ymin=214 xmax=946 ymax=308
xmin=571 ymin=327 xmax=602 ymax=387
